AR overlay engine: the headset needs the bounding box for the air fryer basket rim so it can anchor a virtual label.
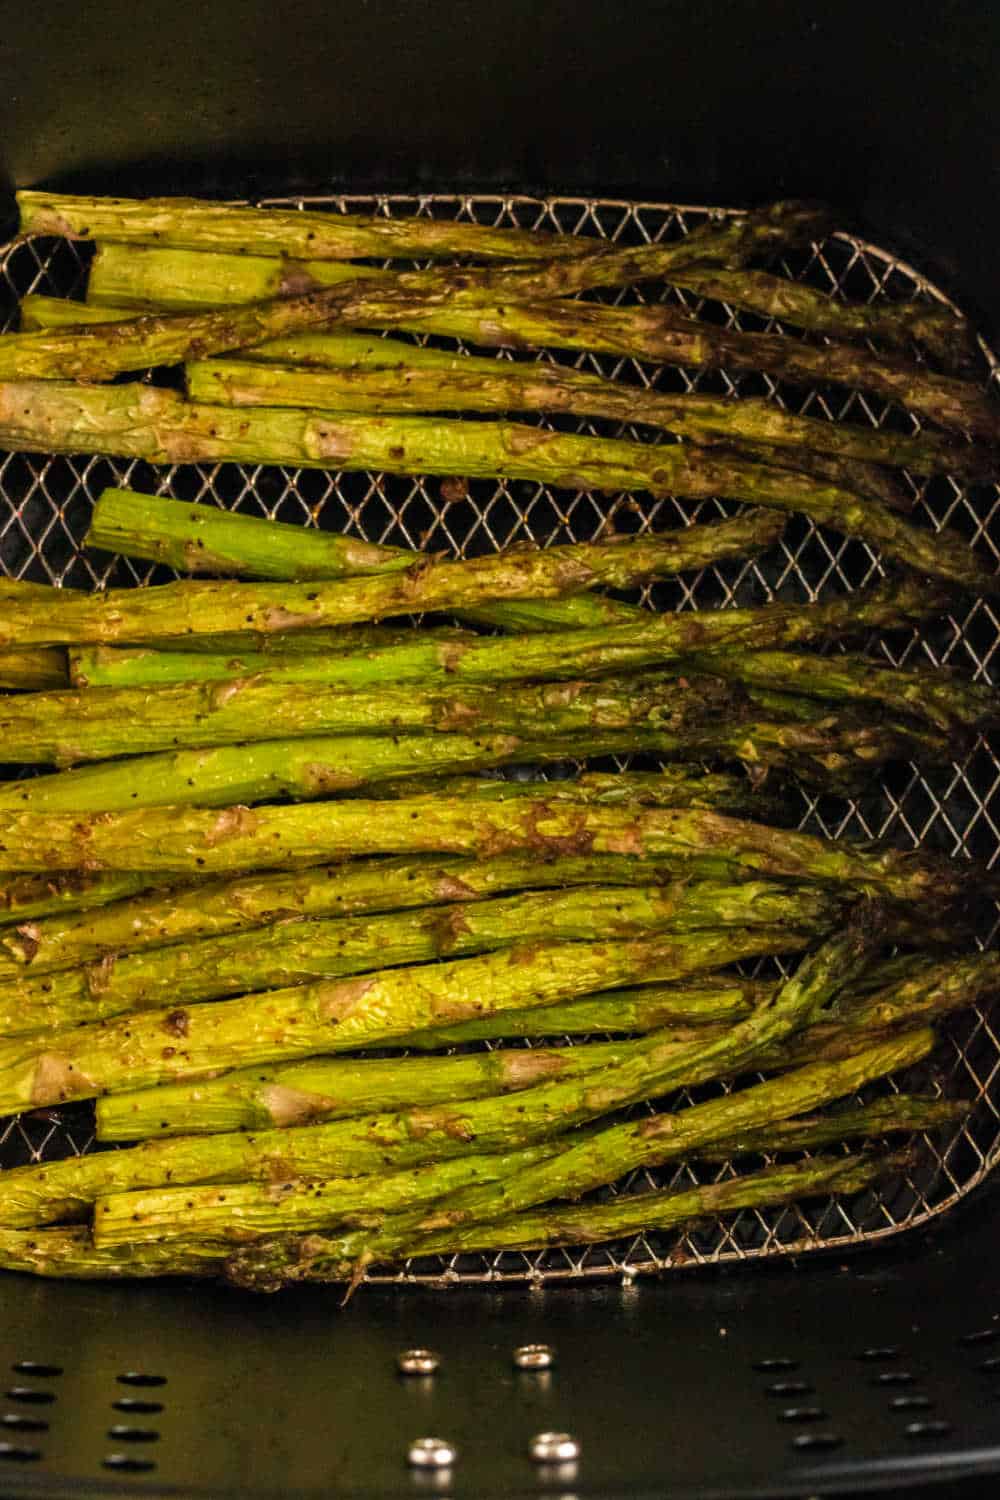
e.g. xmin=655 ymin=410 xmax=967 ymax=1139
xmin=0 ymin=185 xmax=997 ymax=1496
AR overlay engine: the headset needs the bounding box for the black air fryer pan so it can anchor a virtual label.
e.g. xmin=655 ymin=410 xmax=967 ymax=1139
xmin=0 ymin=3 xmax=999 ymax=1495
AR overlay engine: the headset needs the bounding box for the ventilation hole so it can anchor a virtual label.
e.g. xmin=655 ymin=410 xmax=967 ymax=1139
xmin=764 ymin=1381 xmax=813 ymax=1397
xmin=1 ymin=1415 xmax=48 ymax=1432
xmin=890 ymin=1395 xmax=933 ymax=1412
xmin=5 ymin=1389 xmax=55 ymax=1405
xmin=778 ymin=1407 xmax=827 ymax=1423
xmin=113 ymin=1398 xmax=163 ymax=1415
xmin=791 ymin=1433 xmax=843 ymax=1452
xmin=107 ymin=1426 xmax=159 ymax=1444
xmin=11 ymin=1363 xmax=61 ymax=1378
xmin=116 ymin=1373 xmax=166 ymax=1388
xmin=960 ymin=1329 xmax=999 ymax=1347
xmin=980 ymin=1357 xmax=1000 ymax=1374
xmin=752 ymin=1358 xmax=798 ymax=1372
xmin=905 ymin=1420 xmax=952 ymax=1440
xmin=872 ymin=1372 xmax=916 ymax=1387
xmin=857 ymin=1346 xmax=901 ymax=1361
xmin=0 ymin=1444 xmax=40 ymax=1462
xmin=104 ymin=1454 xmax=156 ymax=1473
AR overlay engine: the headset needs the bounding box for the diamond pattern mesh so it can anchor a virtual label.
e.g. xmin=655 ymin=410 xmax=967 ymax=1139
xmin=0 ymin=194 xmax=997 ymax=1287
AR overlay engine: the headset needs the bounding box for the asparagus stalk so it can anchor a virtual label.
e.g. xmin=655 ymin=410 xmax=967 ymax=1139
xmin=0 ymin=932 xmax=810 ymax=1228
xmin=360 ymin=769 xmax=773 ymax=817
xmin=327 ymin=1031 xmax=933 ymax=1279
xmin=391 ymin=945 xmax=987 ymax=1052
xmin=686 ymin=649 xmax=1000 ymax=738
xmin=0 ymin=647 xmax=67 ymax=690
xmin=393 ymin=1151 xmax=912 ymax=1264
xmin=0 ymin=198 xmax=832 ymax=381
xmin=73 ymin=624 xmax=485 ymax=660
xmin=681 ymin=1095 xmax=965 ymax=1161
xmin=0 ymin=676 xmax=946 ymax=788
xmin=185 ymin=359 xmax=989 ymax=488
xmin=0 ymin=928 xmax=810 ymax=1119
xmin=26 ymin=299 xmax=988 ymax=479
xmin=0 ymin=850 xmax=709 ymax=980
xmin=0 ymin=879 xmax=834 ymax=1038
xmin=0 ymin=1149 xmax=899 ymax=1283
xmin=667 ymin=265 xmax=980 ymax=376
xmin=0 ymin=1226 xmax=221 ymax=1280
xmin=74 ymin=208 xmax=834 ymax=316
xmin=20 ymin=192 xmax=828 ymax=268
xmin=0 ymin=384 xmax=993 ymax=588
xmin=0 ymin=793 xmax=974 ymax=903
xmin=95 ymin=1027 xmax=955 ymax=1143
xmin=89 ymin=916 xmax=886 ymax=1246
xmin=94 ymin=978 xmax=777 ymax=1141
xmin=0 ymin=507 xmax=788 ymax=648
xmin=16 ymin=190 xmax=607 ymax=262
xmin=98 ymin=944 xmax=984 ymax=1137
xmin=0 ymin=871 xmax=160 ymax=927
xmin=77 ymin=242 xmax=1000 ymax=443
xmin=0 ymin=728 xmax=694 ymax=814
xmin=0 ymin=550 xmax=944 ymax=667
xmin=0 ymin=671 xmax=753 ymax=765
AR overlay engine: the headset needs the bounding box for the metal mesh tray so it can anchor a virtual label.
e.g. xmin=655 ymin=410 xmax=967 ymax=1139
xmin=0 ymin=194 xmax=997 ymax=1289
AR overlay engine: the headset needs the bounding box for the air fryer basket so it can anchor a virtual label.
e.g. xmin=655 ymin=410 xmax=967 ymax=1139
xmin=0 ymin=194 xmax=997 ymax=1293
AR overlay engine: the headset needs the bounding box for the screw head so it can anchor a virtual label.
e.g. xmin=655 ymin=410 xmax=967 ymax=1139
xmin=407 ymin=1437 xmax=457 ymax=1470
xmin=529 ymin=1431 xmax=580 ymax=1463
xmin=398 ymin=1349 xmax=440 ymax=1377
xmin=513 ymin=1343 xmax=555 ymax=1371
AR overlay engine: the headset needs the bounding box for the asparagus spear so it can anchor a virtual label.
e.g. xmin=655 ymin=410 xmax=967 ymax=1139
xmin=0 ymin=930 xmax=811 ymax=1228
xmin=393 ymin=945 xmax=987 ymax=1052
xmin=74 ymin=206 xmax=833 ymax=316
xmin=0 ymin=928 xmax=809 ymax=1119
xmin=326 ymin=1031 xmax=933 ymax=1280
xmin=666 ymin=265 xmax=980 ymax=376
xmin=186 ymin=357 xmax=992 ymax=485
xmin=0 ymin=647 xmax=67 ymax=690
xmin=0 ymin=880 xmax=840 ymax=1038
xmin=0 ymin=1225 xmax=224 ymax=1280
xmin=0 ymin=671 xmax=753 ymax=765
xmin=0 ymin=849 xmax=710 ymax=980
xmin=397 ymin=1151 xmax=913 ymax=1264
xmin=0 ymin=197 xmax=834 ymax=381
xmin=0 ymin=507 xmax=787 ymax=648
xmin=77 ymin=242 xmax=1000 ymax=443
xmin=0 ymin=674 xmax=946 ymax=787
xmin=16 ymin=190 xmax=607 ymax=262
xmin=686 ymin=649 xmax=1000 ymax=738
xmin=0 ymin=1150 xmax=898 ymax=1283
xmin=80 ymin=494 xmax=934 ymax=655
xmin=0 ymin=793 xmax=974 ymax=902
xmin=20 ymin=192 xmax=828 ymax=268
xmin=0 ymin=727 xmax=695 ymax=812
xmin=94 ymin=979 xmax=777 ymax=1140
xmin=677 ymin=1096 xmax=965 ymax=1162
xmin=95 ymin=1024 xmax=955 ymax=1142
xmin=24 ymin=300 xmax=983 ymax=477
xmin=88 ymin=915 xmax=887 ymax=1246
xmin=0 ymin=871 xmax=160 ymax=927
xmin=360 ymin=770 xmax=773 ymax=818
xmin=97 ymin=943 xmax=984 ymax=1137
xmin=0 ymin=383 xmax=992 ymax=588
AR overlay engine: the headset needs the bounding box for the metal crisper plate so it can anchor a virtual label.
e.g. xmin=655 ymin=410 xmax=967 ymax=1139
xmin=0 ymin=194 xmax=997 ymax=1291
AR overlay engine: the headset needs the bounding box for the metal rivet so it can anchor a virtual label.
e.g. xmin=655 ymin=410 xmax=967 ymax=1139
xmin=529 ymin=1431 xmax=581 ymax=1464
xmin=398 ymin=1350 xmax=440 ymax=1377
xmin=513 ymin=1344 xmax=555 ymax=1371
xmin=407 ymin=1438 xmax=456 ymax=1470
